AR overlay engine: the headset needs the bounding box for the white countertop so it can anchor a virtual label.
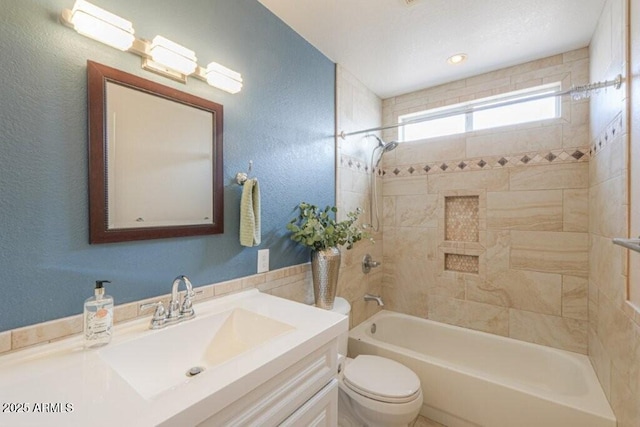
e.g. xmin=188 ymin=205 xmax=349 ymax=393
xmin=0 ymin=289 xmax=347 ymax=426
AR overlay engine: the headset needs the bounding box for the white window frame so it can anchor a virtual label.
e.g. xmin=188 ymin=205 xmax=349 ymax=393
xmin=399 ymin=82 xmax=562 ymax=142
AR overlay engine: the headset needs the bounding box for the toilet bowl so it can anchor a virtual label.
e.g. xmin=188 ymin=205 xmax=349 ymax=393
xmin=331 ymin=298 xmax=423 ymax=427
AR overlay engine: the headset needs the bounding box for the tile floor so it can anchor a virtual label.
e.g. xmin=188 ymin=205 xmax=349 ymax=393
xmin=413 ymin=415 xmax=447 ymax=427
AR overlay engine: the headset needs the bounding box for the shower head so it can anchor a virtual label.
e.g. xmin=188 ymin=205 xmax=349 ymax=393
xmin=367 ymin=135 xmax=399 ymax=167
xmin=382 ymin=140 xmax=399 ymax=153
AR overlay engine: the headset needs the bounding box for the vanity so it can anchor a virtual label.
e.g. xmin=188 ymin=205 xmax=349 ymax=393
xmin=0 ymin=289 xmax=347 ymax=426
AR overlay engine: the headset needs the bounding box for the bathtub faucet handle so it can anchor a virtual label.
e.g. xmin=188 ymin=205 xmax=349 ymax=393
xmin=362 ymin=254 xmax=381 ymax=274
xmin=364 ymin=293 xmax=384 ymax=307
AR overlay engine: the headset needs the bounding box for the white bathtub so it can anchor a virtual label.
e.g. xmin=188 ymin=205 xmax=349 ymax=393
xmin=348 ymin=311 xmax=615 ymax=427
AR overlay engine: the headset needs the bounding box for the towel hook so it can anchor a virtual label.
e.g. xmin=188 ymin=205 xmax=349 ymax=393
xmin=236 ymin=160 xmax=253 ymax=185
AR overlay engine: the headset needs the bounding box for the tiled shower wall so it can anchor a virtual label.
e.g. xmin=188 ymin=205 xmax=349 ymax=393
xmin=380 ymin=49 xmax=591 ymax=354
xmin=335 ymin=65 xmax=384 ymax=327
xmin=588 ymin=0 xmax=640 ymax=425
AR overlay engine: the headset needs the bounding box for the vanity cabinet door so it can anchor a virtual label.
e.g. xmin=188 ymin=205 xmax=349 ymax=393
xmin=279 ymin=379 xmax=338 ymax=427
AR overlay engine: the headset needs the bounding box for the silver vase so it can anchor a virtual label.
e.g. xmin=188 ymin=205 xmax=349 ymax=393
xmin=310 ymin=247 xmax=341 ymax=309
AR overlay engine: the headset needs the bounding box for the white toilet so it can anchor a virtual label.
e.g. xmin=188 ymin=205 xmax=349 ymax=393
xmin=331 ymin=298 xmax=423 ymax=427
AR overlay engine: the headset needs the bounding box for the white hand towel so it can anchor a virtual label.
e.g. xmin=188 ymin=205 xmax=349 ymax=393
xmin=240 ymin=178 xmax=261 ymax=247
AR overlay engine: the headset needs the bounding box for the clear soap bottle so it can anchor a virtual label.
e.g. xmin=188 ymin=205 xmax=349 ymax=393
xmin=84 ymin=280 xmax=113 ymax=348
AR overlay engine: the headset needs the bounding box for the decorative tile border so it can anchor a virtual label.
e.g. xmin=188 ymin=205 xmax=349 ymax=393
xmin=339 ymin=153 xmax=390 ymax=177
xmin=339 ymin=154 xmax=372 ymax=174
xmin=381 ymin=146 xmax=591 ymax=179
xmin=590 ymin=113 xmax=624 ymax=157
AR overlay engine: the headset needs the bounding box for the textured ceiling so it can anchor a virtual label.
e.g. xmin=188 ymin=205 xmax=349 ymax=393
xmin=258 ymin=0 xmax=606 ymax=98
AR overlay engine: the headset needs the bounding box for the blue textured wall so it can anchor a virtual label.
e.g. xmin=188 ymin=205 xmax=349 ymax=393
xmin=0 ymin=0 xmax=335 ymax=331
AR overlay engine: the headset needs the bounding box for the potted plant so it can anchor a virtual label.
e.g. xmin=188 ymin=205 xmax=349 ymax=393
xmin=287 ymin=202 xmax=368 ymax=309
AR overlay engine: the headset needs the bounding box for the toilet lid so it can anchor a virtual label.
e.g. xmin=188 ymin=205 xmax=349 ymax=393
xmin=343 ymin=355 xmax=421 ymax=403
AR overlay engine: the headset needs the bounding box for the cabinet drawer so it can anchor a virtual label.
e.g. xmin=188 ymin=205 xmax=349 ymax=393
xmin=279 ymin=379 xmax=338 ymax=427
xmin=199 ymin=340 xmax=337 ymax=427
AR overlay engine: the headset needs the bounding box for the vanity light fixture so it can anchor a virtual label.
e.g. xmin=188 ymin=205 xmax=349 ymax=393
xmin=60 ymin=0 xmax=243 ymax=93
xmin=146 ymin=35 xmax=198 ymax=76
xmin=447 ymin=53 xmax=468 ymax=65
xmin=204 ymin=61 xmax=243 ymax=94
xmin=64 ymin=0 xmax=135 ymax=51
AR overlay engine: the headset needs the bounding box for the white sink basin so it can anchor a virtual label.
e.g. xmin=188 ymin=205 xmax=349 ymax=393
xmin=99 ymin=307 xmax=295 ymax=400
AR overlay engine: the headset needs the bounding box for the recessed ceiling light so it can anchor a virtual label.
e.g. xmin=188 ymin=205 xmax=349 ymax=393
xmin=447 ymin=53 xmax=468 ymax=65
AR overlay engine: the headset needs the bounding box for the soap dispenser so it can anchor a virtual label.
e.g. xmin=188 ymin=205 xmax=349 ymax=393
xmin=84 ymin=280 xmax=113 ymax=348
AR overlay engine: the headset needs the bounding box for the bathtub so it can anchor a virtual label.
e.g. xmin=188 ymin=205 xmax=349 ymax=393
xmin=348 ymin=311 xmax=615 ymax=427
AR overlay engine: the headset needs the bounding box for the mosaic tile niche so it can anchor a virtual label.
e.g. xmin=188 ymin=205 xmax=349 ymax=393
xmin=445 ymin=253 xmax=480 ymax=274
xmin=445 ymin=196 xmax=480 ymax=242
xmin=444 ymin=195 xmax=480 ymax=273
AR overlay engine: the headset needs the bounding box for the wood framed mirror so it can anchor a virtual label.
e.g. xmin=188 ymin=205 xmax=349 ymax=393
xmin=87 ymin=61 xmax=224 ymax=243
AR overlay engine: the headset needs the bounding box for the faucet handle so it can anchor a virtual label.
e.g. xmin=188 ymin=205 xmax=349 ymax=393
xmin=140 ymin=301 xmax=167 ymax=327
xmin=180 ymin=289 xmax=200 ymax=319
xmin=362 ymin=254 xmax=381 ymax=274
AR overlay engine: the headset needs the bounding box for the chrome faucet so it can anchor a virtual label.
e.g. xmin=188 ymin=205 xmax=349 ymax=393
xmin=169 ymin=275 xmax=195 ymax=320
xmin=140 ymin=275 xmax=196 ymax=329
xmin=364 ymin=293 xmax=384 ymax=307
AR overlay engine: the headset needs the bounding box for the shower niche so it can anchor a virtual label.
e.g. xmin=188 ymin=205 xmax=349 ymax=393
xmin=445 ymin=196 xmax=479 ymax=242
xmin=440 ymin=192 xmax=484 ymax=275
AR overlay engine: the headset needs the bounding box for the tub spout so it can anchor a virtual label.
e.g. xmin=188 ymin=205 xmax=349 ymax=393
xmin=364 ymin=293 xmax=384 ymax=307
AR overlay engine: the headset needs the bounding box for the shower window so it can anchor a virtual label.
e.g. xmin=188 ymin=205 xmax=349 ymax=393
xmin=399 ymin=83 xmax=561 ymax=142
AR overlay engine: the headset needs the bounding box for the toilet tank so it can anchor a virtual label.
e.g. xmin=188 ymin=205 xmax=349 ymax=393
xmin=331 ymin=297 xmax=351 ymax=355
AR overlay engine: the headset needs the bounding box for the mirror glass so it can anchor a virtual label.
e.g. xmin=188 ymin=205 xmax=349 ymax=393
xmin=88 ymin=61 xmax=224 ymax=243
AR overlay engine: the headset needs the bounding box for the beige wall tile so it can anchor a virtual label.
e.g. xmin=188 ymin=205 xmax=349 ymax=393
xmin=486 ymin=230 xmax=511 ymax=275
xmin=428 ymin=295 xmax=509 ymax=336
xmin=589 ymin=174 xmax=627 ymax=238
xmin=12 ymin=315 xmax=83 ymax=350
xmin=337 ymin=263 xmax=368 ymax=303
xmin=395 ymin=194 xmax=439 ymax=227
xmin=468 ymin=269 xmax=562 ymax=315
xmin=383 ymin=196 xmax=396 ymax=226
xmin=590 ymin=132 xmax=626 ymax=186
xmin=467 ymin=125 xmax=562 ymax=158
xmin=0 ymin=332 xmax=11 ymax=354
xmin=114 ymin=302 xmax=138 ymax=324
xmin=563 ymin=47 xmax=590 ymax=63
xmin=383 ymin=176 xmax=428 ymax=196
xmin=611 ymin=364 xmax=640 ymax=427
xmin=195 ymin=285 xmax=216 ymax=301
xmin=268 ymin=280 xmax=314 ymax=305
xmin=214 ymin=278 xmax=243 ymax=296
xmin=589 ymin=280 xmax=600 ymax=331
xmin=395 ymin=135 xmax=466 ymax=164
xmin=597 ymin=292 xmax=639 ymax=387
xmin=563 ymin=189 xmax=589 ymax=232
xmin=430 ymin=271 xmax=469 ymax=299
xmin=590 ymin=233 xmax=626 ymax=305
xmin=509 ymin=309 xmax=587 ymax=353
xmin=510 ymin=230 xmax=588 ymax=277
xmin=563 ymin=101 xmax=590 ymax=147
xmin=562 ymin=275 xmax=588 ymax=320
xmin=386 ymin=227 xmax=438 ymax=317
xmin=510 ymin=163 xmax=589 ymax=190
xmin=589 ymin=327 xmax=612 ymax=399
xmin=428 ymin=169 xmax=509 ymax=192
xmin=242 ymin=273 xmax=266 ymax=289
xmin=487 ymin=190 xmax=563 ymax=231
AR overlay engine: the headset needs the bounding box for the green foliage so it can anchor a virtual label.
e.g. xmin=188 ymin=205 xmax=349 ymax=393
xmin=286 ymin=202 xmax=370 ymax=251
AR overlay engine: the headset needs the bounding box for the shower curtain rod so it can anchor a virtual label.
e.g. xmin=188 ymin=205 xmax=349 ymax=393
xmin=337 ymin=74 xmax=623 ymax=139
